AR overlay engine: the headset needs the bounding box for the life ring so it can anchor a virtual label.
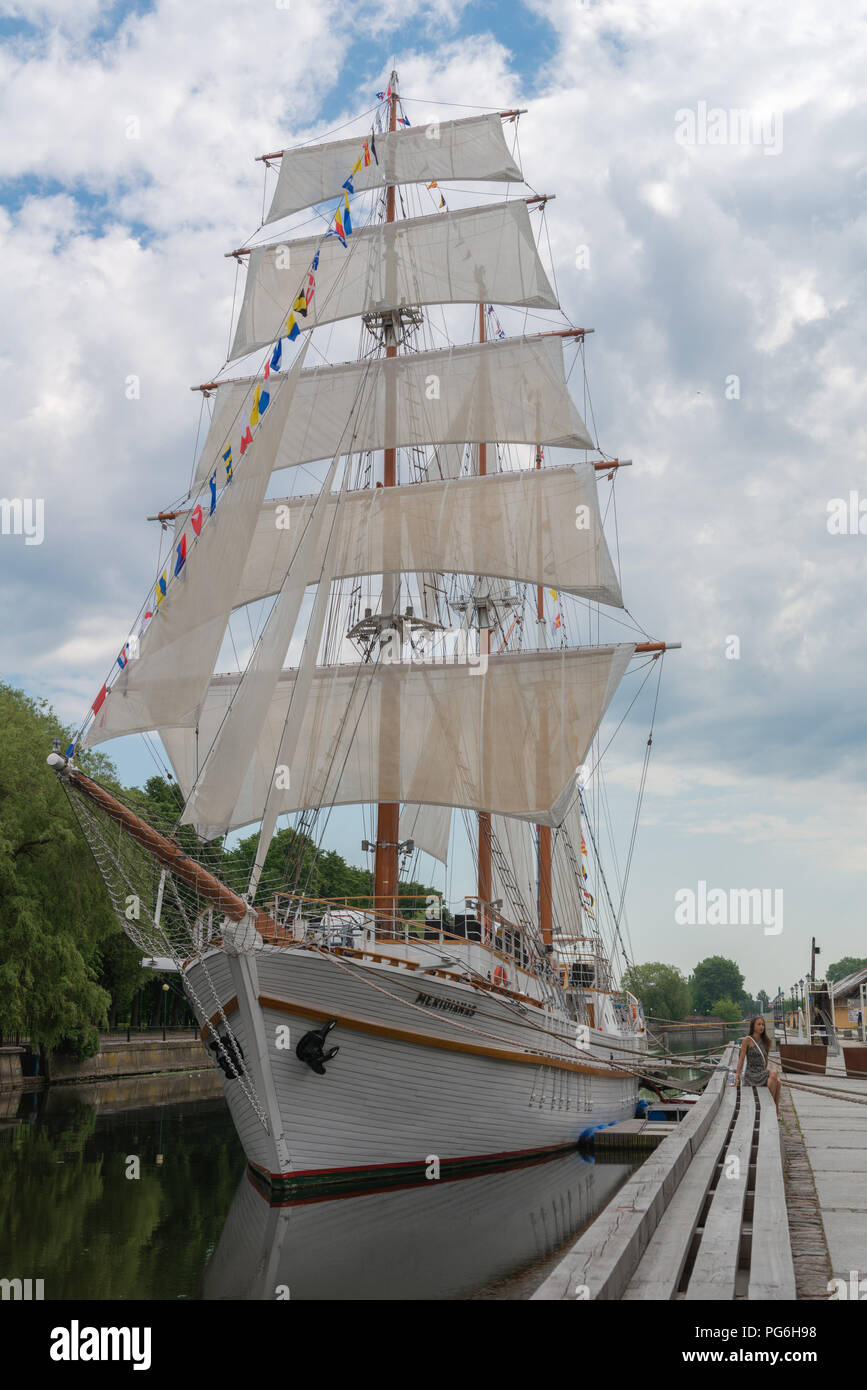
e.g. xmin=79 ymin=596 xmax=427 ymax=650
xmin=493 ymin=965 xmax=508 ymax=987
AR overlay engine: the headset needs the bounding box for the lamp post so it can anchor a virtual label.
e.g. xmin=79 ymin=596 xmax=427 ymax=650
xmin=161 ymin=982 xmax=169 ymax=1041
xmin=799 ymin=978 xmax=808 ymax=1043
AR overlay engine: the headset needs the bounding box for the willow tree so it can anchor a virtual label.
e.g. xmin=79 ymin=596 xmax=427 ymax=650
xmin=0 ymin=685 xmax=131 ymax=1053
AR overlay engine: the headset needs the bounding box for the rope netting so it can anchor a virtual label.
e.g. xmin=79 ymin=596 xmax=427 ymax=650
xmin=64 ymin=776 xmax=270 ymax=1127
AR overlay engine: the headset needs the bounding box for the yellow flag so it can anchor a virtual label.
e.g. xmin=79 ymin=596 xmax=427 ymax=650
xmin=351 ymin=156 xmax=362 ymax=174
xmin=549 ymin=589 xmax=559 ymax=599
xmin=249 ymin=384 xmax=260 ymax=429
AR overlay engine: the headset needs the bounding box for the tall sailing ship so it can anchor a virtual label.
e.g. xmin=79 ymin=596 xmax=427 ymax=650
xmin=49 ymin=73 xmax=675 ymax=1197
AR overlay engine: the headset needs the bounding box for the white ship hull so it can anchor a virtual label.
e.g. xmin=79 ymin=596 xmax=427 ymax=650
xmin=183 ymin=942 xmax=645 ymax=1194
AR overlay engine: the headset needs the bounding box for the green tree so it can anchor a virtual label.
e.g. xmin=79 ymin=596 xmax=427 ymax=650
xmin=711 ymin=997 xmax=743 ymax=1023
xmin=0 ymin=686 xmax=126 ymax=1052
xmin=826 ymin=957 xmax=867 ymax=984
xmin=757 ymin=989 xmax=771 ymax=1012
xmin=690 ymin=956 xmax=745 ymax=1015
xmin=621 ymin=962 xmax=691 ymax=1021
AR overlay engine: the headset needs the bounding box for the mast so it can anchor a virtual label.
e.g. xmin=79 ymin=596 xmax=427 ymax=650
xmin=534 ymin=446 xmax=553 ymax=949
xmin=373 ymin=73 xmax=401 ymax=930
xmin=476 ymin=302 xmax=493 ymax=940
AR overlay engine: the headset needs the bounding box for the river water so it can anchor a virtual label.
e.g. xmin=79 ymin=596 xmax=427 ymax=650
xmin=0 ymin=1078 xmax=639 ymax=1300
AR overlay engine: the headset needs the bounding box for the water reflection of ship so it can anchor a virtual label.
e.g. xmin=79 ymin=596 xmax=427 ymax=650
xmin=200 ymin=1153 xmax=632 ymax=1301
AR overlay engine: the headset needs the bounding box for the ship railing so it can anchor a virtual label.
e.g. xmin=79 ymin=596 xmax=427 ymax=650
xmin=612 ymin=989 xmax=646 ymax=1033
xmin=266 ymin=892 xmax=546 ymax=985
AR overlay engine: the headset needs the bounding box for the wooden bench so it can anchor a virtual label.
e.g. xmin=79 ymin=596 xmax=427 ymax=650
xmin=685 ymin=1081 xmax=756 ymax=1298
xmin=622 ymin=1077 xmax=738 ymax=1299
xmin=621 ymin=1056 xmax=794 ymax=1300
xmin=533 ymin=1046 xmax=795 ymax=1300
xmin=748 ymin=1086 xmax=796 ymax=1299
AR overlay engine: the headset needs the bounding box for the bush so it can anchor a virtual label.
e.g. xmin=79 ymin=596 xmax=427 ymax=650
xmin=55 ymin=1024 xmax=101 ymax=1061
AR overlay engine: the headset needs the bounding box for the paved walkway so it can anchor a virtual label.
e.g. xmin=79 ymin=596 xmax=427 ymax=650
xmin=789 ymin=1053 xmax=867 ymax=1283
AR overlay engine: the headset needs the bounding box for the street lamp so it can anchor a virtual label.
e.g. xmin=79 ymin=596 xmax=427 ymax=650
xmin=161 ymin=981 xmax=169 ymax=1041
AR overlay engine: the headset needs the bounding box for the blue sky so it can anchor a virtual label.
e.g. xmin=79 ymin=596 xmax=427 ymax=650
xmin=1 ymin=0 xmax=865 ymax=1001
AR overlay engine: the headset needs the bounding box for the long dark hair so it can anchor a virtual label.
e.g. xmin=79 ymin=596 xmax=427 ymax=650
xmin=747 ymin=1016 xmax=770 ymax=1054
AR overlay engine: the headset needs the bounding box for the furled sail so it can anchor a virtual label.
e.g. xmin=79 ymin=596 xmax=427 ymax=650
xmin=236 ymin=464 xmax=623 ymax=609
xmin=85 ymin=348 xmax=306 ymax=745
xmin=264 ymin=114 xmax=524 ymax=223
xmin=552 ymin=801 xmax=587 ymax=929
xmin=162 ymin=645 xmax=635 ymax=839
xmin=194 ymin=335 xmax=593 ymax=491
xmin=228 ymin=201 xmax=558 ymax=361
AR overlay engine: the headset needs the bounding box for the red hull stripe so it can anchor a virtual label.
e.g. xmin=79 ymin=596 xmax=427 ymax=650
xmin=249 ymin=1140 xmax=577 ymax=1184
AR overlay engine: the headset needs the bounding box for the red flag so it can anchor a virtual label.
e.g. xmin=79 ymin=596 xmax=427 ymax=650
xmin=191 ymin=504 xmax=203 ymax=536
xmin=92 ymin=684 xmax=107 ymax=715
xmin=240 ymin=426 xmax=253 ymax=454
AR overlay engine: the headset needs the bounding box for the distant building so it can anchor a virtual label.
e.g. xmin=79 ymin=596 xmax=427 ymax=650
xmin=830 ymin=967 xmax=867 ymax=1033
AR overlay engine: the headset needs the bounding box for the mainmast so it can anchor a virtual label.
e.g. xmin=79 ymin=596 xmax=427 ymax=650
xmin=477 ymin=302 xmax=493 ymax=940
xmin=535 ymin=447 xmax=554 ymax=951
xmin=373 ymin=73 xmax=401 ymax=929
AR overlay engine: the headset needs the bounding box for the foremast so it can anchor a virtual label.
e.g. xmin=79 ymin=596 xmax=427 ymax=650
xmin=373 ymin=72 xmax=401 ymax=930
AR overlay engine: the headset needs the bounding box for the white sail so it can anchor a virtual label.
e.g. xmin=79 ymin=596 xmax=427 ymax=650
xmin=265 ymin=114 xmax=523 ymax=222
xmin=195 ymin=335 xmax=593 ymax=491
xmin=398 ymin=803 xmax=452 ymax=864
xmin=163 ymin=645 xmax=635 ymax=838
xmin=491 ymin=815 xmax=540 ymax=929
xmin=228 ymin=201 xmax=558 ymax=361
xmin=181 ymin=452 xmax=345 ymax=836
xmin=237 ymin=464 xmax=622 ymax=609
xmin=85 ymin=348 xmax=306 ymax=745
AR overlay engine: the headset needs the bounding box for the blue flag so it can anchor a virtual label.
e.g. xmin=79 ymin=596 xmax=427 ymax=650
xmin=270 ymin=339 xmax=282 ymax=373
xmin=209 ymin=468 xmax=217 ymax=515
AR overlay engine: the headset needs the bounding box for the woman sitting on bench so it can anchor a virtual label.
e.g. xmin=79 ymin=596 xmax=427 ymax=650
xmin=734 ymin=1015 xmax=781 ymax=1111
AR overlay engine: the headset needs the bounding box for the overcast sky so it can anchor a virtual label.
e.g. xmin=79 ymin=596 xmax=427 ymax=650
xmin=1 ymin=0 xmax=864 ymax=1001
